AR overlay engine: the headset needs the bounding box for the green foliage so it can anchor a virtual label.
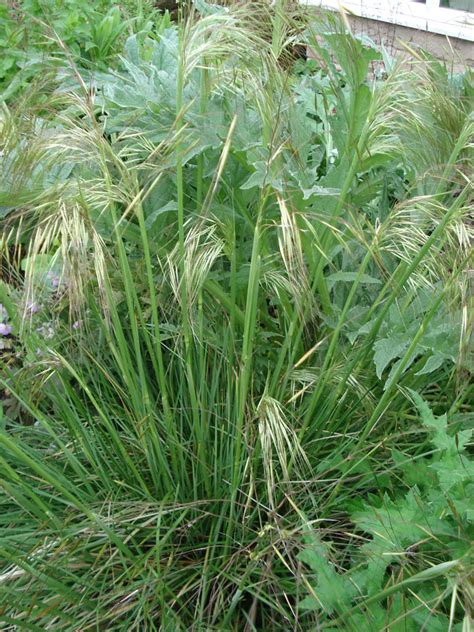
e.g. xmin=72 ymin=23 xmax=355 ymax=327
xmin=299 ymin=393 xmax=473 ymax=630
xmin=0 ymin=0 xmax=159 ymax=99
xmin=0 ymin=6 xmax=24 ymax=85
xmin=0 ymin=2 xmax=472 ymax=629
xmin=370 ymin=289 xmax=461 ymax=386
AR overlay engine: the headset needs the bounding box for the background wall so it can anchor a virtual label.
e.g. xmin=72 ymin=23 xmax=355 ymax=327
xmin=345 ymin=14 xmax=473 ymax=71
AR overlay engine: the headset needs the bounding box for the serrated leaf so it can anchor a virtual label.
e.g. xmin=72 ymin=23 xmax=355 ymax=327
xmin=391 ymin=449 xmax=435 ymax=488
xmin=240 ymin=161 xmax=283 ymax=192
xmin=430 ymin=455 xmax=474 ymax=492
xmin=353 ymin=489 xmax=427 ymax=548
xmin=298 ymin=548 xmax=357 ymax=614
xmin=409 ymin=390 xmax=471 ymax=454
xmin=373 ymin=335 xmax=409 ymax=379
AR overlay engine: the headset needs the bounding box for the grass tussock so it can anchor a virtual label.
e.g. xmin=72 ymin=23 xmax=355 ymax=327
xmin=0 ymin=1 xmax=472 ymax=629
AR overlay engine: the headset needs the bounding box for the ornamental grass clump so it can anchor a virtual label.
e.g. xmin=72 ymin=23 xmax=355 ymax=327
xmin=0 ymin=1 xmax=472 ymax=629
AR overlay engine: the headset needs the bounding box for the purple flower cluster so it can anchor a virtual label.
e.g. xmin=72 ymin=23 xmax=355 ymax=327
xmin=0 ymin=304 xmax=13 ymax=350
xmin=47 ymin=271 xmax=67 ymax=291
xmin=0 ymin=304 xmax=12 ymax=337
xmin=0 ymin=322 xmax=12 ymax=336
xmin=26 ymin=301 xmax=41 ymax=314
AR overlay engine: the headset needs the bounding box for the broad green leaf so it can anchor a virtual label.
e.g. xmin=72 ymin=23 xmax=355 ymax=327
xmin=373 ymin=335 xmax=409 ymax=379
xmin=326 ymin=271 xmax=381 ymax=290
xmin=415 ymin=353 xmax=446 ymax=376
xmin=240 ymin=161 xmax=283 ymax=192
xmin=298 ymin=548 xmax=358 ymax=614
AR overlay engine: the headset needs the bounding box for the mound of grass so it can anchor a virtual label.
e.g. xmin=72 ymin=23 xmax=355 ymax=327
xmin=0 ymin=1 xmax=472 ymax=629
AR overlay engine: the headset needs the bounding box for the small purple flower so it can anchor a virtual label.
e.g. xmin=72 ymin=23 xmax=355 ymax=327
xmin=72 ymin=320 xmax=81 ymax=330
xmin=0 ymin=323 xmax=12 ymax=336
xmin=47 ymin=271 xmax=61 ymax=289
xmin=26 ymin=301 xmax=41 ymax=314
